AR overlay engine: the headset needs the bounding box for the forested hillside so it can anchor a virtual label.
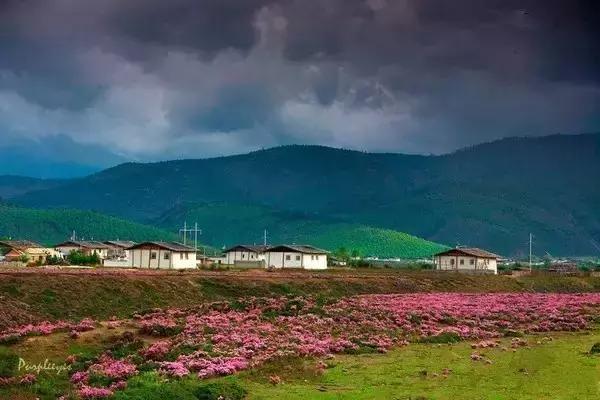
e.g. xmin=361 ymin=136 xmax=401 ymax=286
xmin=0 ymin=203 xmax=179 ymax=246
xmin=12 ymin=134 xmax=600 ymax=256
xmin=154 ymin=202 xmax=446 ymax=258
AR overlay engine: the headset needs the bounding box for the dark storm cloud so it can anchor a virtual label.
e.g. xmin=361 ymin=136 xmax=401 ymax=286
xmin=0 ymin=0 xmax=598 ymax=160
xmin=108 ymin=0 xmax=273 ymax=55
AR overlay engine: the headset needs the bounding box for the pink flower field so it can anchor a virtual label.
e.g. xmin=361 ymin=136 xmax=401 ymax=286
xmin=3 ymin=293 xmax=600 ymax=398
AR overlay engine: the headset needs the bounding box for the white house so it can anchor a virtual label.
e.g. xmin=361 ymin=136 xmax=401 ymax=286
xmin=264 ymin=245 xmax=329 ymax=270
xmin=433 ymin=247 xmax=500 ymax=274
xmin=54 ymin=241 xmax=111 ymax=260
xmin=128 ymin=241 xmax=197 ymax=269
xmin=223 ymin=245 xmax=269 ymax=267
xmin=102 ymin=241 xmax=137 ymax=267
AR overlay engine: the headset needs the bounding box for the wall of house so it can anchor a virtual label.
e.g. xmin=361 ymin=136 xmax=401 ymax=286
xmin=266 ymin=251 xmax=301 ymax=268
xmin=225 ymin=250 xmax=265 ymax=265
xmin=56 ymin=246 xmax=108 ymax=259
xmin=435 ymin=255 xmax=497 ymax=274
xmin=171 ymin=251 xmax=197 ymax=269
xmin=264 ymin=251 xmax=326 ymax=269
xmin=302 ymin=253 xmax=328 ymax=269
xmin=103 ymin=259 xmax=131 ymax=268
xmin=130 ymin=249 xmax=197 ymax=269
xmin=106 ymin=247 xmax=130 ymax=260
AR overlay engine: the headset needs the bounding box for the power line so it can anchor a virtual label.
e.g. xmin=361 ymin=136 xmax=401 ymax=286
xmin=179 ymin=221 xmax=202 ymax=250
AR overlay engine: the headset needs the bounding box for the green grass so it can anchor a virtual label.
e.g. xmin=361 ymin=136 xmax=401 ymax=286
xmin=237 ymin=331 xmax=600 ymax=400
xmin=3 ymin=331 xmax=598 ymax=400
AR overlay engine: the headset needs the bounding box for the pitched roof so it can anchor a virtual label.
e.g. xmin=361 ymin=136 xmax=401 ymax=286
xmin=54 ymin=240 xmax=112 ymax=249
xmin=266 ymin=244 xmax=329 ymax=254
xmin=434 ymin=247 xmax=501 ymax=259
xmin=104 ymin=240 xmax=137 ymax=248
xmin=223 ymin=245 xmax=270 ymax=253
xmin=0 ymin=240 xmax=43 ymax=249
xmin=128 ymin=241 xmax=196 ymax=252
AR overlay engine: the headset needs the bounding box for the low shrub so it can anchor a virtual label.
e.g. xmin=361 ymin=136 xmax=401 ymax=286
xmin=108 ymin=338 xmax=145 ymax=359
xmin=590 ymin=342 xmax=600 ymax=354
xmin=502 ymin=329 xmax=524 ymax=338
xmin=419 ymin=332 xmax=462 ymax=344
xmin=0 ymin=334 xmax=20 ymax=346
xmin=194 ymin=377 xmax=247 ymax=400
xmin=0 ymin=348 xmax=19 ymax=378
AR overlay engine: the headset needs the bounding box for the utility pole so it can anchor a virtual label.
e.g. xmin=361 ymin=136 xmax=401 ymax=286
xmin=182 ymin=221 xmax=187 ymax=245
xmin=263 ymin=229 xmax=268 ymax=246
xmin=529 ymin=233 xmax=533 ymax=272
xmin=179 ymin=222 xmax=201 ymax=249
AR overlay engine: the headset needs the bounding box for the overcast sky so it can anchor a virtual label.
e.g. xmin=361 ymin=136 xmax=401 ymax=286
xmin=0 ymin=0 xmax=598 ymax=162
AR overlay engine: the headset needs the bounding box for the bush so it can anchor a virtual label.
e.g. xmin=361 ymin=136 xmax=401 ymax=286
xmin=67 ymin=250 xmax=101 ymax=266
xmin=45 ymin=255 xmax=65 ymax=265
xmin=0 ymin=348 xmax=19 ymax=378
xmin=108 ymin=338 xmax=145 ymax=359
xmin=590 ymin=342 xmax=600 ymax=354
xmin=418 ymin=332 xmax=462 ymax=344
xmin=194 ymin=378 xmax=247 ymax=400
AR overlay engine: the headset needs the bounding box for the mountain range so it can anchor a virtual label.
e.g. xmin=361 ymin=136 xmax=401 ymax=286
xmin=0 ymin=135 xmax=124 ymax=178
xmin=1 ymin=133 xmax=599 ymax=257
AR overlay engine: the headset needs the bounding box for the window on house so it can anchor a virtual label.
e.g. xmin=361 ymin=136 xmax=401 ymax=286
xmin=251 ymin=254 xmax=254 ymax=259
xmin=151 ymin=252 xmax=157 ymax=260
xmin=470 ymin=259 xmax=475 ymax=265
xmin=315 ymin=255 xmax=319 ymax=260
xmin=242 ymin=253 xmax=245 ymax=259
xmin=450 ymin=259 xmax=455 ymax=265
xmin=185 ymin=253 xmax=189 ymax=260
xmin=459 ymin=259 xmax=464 ymax=265
xmin=164 ymin=253 xmax=170 ymax=260
xmin=180 ymin=253 xmax=183 ymax=260
xmin=286 ymin=255 xmax=291 ymax=260
xmin=296 ymin=255 xmax=301 ymax=261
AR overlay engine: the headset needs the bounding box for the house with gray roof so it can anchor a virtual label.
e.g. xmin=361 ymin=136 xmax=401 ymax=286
xmin=223 ymin=244 xmax=329 ymax=269
xmin=127 ymin=241 xmax=197 ymax=269
xmin=433 ymin=247 xmax=501 ymax=274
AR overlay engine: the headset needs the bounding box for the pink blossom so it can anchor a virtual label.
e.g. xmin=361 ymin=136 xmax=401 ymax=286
xmin=77 ymin=385 xmax=114 ymax=399
xmin=158 ymin=361 xmax=190 ymax=377
xmin=88 ymin=355 xmax=137 ymax=380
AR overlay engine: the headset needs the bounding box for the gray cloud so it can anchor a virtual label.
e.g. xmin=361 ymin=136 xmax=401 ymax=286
xmin=0 ymin=0 xmax=598 ymax=161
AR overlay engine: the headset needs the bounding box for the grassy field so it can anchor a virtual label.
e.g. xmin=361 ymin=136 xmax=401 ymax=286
xmin=238 ymin=331 xmax=600 ymax=400
xmin=1 ymin=269 xmax=600 ymax=399
xmin=1 ymin=329 xmax=598 ymax=399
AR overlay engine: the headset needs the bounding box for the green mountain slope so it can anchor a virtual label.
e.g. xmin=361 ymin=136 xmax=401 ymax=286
xmin=14 ymin=134 xmax=600 ymax=256
xmin=153 ymin=203 xmax=447 ymax=259
xmin=0 ymin=203 xmax=180 ymax=246
xmin=0 ymin=176 xmax=64 ymax=200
